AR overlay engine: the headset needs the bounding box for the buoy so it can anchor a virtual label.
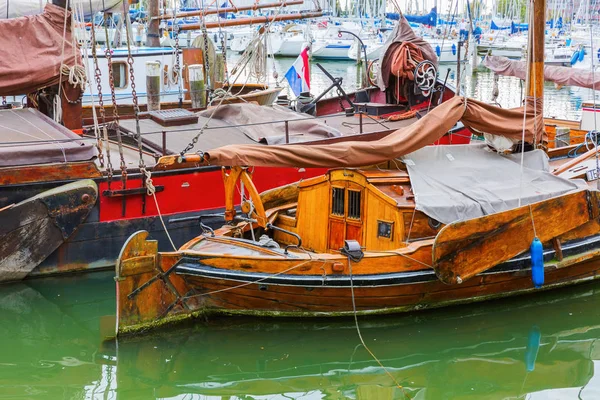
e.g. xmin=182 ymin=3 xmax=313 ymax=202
xmin=451 ymin=43 xmax=457 ymax=56
xmin=525 ymin=325 xmax=541 ymax=372
xmin=566 ymin=38 xmax=572 ymax=46
xmin=571 ymin=51 xmax=579 ymax=65
xmin=530 ymin=237 xmax=544 ymax=288
xmin=579 ymin=48 xmax=585 ymax=62
xmin=435 ymin=45 xmax=441 ymax=57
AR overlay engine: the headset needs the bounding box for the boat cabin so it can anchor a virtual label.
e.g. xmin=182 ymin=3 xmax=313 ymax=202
xmin=272 ymin=169 xmax=442 ymax=253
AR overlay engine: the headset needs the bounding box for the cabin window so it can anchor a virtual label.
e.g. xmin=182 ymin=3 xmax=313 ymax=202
xmin=348 ymin=190 xmax=361 ymax=220
xmin=331 ymin=187 xmax=345 ymax=216
xmin=111 ymin=62 xmax=128 ymax=89
xmin=377 ymin=221 xmax=393 ymax=239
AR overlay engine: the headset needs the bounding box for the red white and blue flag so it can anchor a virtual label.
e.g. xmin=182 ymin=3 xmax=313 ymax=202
xmin=285 ymin=46 xmax=310 ymax=96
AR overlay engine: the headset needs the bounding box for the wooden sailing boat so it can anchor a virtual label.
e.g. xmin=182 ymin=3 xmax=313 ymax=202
xmin=113 ymin=0 xmax=600 ymax=335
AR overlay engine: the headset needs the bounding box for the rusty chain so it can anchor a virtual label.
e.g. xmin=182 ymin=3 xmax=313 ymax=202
xmin=201 ymin=24 xmax=210 ymax=77
xmin=89 ymin=20 xmax=108 ymax=169
xmin=174 ymin=25 xmax=183 ymax=107
xmin=219 ymin=30 xmax=229 ymax=84
xmin=124 ymin=9 xmax=145 ymax=169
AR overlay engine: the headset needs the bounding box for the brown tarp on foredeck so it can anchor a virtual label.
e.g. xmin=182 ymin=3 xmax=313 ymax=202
xmin=204 ymin=96 xmax=544 ymax=168
xmin=0 ymin=3 xmax=81 ymax=96
xmin=376 ymin=15 xmax=438 ymax=91
xmin=484 ymin=55 xmax=600 ymax=89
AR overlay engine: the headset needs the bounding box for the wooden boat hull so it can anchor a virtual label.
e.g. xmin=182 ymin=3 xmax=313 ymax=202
xmin=115 ymin=230 xmax=600 ymax=334
xmin=0 ymin=163 xmax=323 ymax=279
xmin=0 ymin=180 xmax=97 ymax=282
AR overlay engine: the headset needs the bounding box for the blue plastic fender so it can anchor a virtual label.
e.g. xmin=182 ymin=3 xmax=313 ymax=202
xmin=530 ymin=237 xmax=544 ymax=288
xmin=571 ymin=51 xmax=579 ymax=65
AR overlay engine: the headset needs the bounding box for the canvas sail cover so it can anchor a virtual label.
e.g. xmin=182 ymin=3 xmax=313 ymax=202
xmin=484 ymin=55 xmax=600 ymax=89
xmin=0 ymin=4 xmax=81 ymax=96
xmin=403 ymin=144 xmax=583 ymax=224
xmin=196 ymin=103 xmax=341 ymax=145
xmin=0 ymin=108 xmax=96 ymax=167
xmin=375 ymin=14 xmax=438 ymax=92
xmin=0 ymin=0 xmax=121 ymax=19
xmin=204 ymin=96 xmax=544 ymax=168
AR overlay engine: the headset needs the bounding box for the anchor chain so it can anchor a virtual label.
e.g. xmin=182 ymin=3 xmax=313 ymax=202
xmin=219 ymin=30 xmax=229 ymax=84
xmin=174 ymin=25 xmax=183 ymax=107
xmin=124 ymin=9 xmax=144 ymax=169
xmin=90 ymin=22 xmax=107 ymax=168
xmin=181 ymin=129 xmax=204 ymax=155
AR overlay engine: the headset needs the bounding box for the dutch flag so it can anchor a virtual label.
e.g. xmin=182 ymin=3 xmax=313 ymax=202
xmin=285 ymin=46 xmax=311 ymax=97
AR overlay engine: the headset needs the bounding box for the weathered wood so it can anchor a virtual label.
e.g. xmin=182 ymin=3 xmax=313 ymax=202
xmin=260 ymin=182 xmax=300 ymax=210
xmin=0 ymin=162 xmax=101 ymax=185
xmin=0 ymin=179 xmax=97 ymax=282
xmin=432 ymin=190 xmax=598 ymax=285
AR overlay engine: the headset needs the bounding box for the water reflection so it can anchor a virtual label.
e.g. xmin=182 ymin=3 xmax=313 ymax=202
xmin=3 ymin=272 xmax=600 ymax=398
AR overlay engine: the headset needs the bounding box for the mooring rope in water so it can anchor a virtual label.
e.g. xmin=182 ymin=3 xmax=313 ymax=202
xmin=143 ymin=169 xmax=177 ymax=251
xmin=347 ymin=258 xmax=409 ymax=398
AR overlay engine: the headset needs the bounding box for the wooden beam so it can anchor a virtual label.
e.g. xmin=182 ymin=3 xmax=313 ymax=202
xmin=432 ymin=190 xmax=599 ymax=285
xmin=155 ymin=0 xmax=304 ymax=20
xmin=176 ymin=11 xmax=323 ymax=31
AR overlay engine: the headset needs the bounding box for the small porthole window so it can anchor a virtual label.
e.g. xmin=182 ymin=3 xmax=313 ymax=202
xmin=111 ymin=62 xmax=128 ymax=89
xmin=377 ymin=220 xmax=393 ymax=239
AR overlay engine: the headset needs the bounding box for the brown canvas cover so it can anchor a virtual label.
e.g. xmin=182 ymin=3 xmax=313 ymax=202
xmin=0 ymin=3 xmax=81 ymax=96
xmin=204 ymin=96 xmax=544 ymax=168
xmin=0 ymin=108 xmax=96 ymax=167
xmin=376 ymin=15 xmax=438 ymax=91
xmin=196 ymin=103 xmax=341 ymax=145
xmin=484 ymin=55 xmax=600 ymax=89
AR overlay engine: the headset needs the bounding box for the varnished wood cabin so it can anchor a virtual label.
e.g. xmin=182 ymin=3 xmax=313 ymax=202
xmin=272 ymin=169 xmax=438 ymax=252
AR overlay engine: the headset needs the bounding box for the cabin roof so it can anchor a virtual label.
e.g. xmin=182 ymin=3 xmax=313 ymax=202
xmin=298 ymin=168 xmax=414 ymax=208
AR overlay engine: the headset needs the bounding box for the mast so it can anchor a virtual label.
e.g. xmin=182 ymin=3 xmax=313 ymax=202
xmin=147 ymin=0 xmax=160 ymax=46
xmin=528 ymin=0 xmax=545 ymax=145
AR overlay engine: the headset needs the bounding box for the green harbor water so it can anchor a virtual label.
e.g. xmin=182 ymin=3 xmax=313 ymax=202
xmin=3 ymin=60 xmax=600 ymax=399
xmin=3 ymin=270 xmax=600 ymax=399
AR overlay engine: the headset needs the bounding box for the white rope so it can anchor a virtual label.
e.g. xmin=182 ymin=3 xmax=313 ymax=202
xmin=60 ymin=64 xmax=87 ymax=92
xmin=517 ymin=0 xmax=534 ymax=208
xmin=347 ymin=258 xmax=405 ymax=392
xmin=143 ymin=169 xmax=177 ymax=251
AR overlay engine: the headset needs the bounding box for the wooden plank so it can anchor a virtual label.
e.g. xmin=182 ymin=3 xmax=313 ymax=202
xmin=432 ymin=190 xmax=598 ymax=285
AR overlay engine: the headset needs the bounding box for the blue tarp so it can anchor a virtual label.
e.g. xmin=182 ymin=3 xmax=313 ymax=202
xmin=511 ymin=21 xmax=528 ymax=33
xmin=386 ymin=8 xmax=437 ymax=27
xmin=491 ymin=20 xmax=511 ymax=30
xmin=547 ymin=17 xmax=563 ymax=29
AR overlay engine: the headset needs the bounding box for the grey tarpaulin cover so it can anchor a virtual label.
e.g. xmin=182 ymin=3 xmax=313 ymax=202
xmin=402 ymin=144 xmax=585 ymax=224
xmin=0 ymin=108 xmax=97 ymax=167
